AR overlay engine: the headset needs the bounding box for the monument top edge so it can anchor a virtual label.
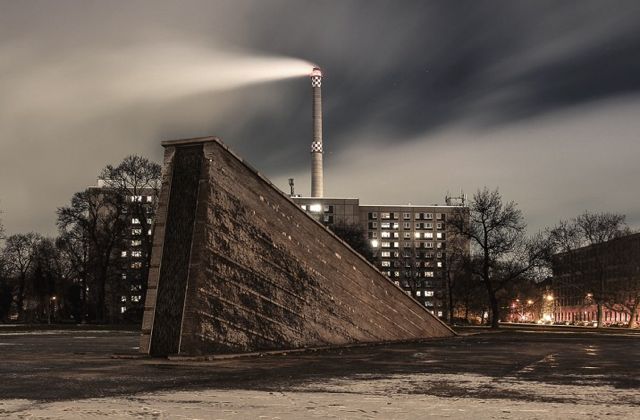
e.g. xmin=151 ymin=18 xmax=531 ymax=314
xmin=161 ymin=136 xmax=223 ymax=148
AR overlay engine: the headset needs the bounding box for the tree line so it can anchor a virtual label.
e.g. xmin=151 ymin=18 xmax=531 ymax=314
xmin=0 ymin=156 xmax=161 ymax=323
xmin=444 ymin=188 xmax=638 ymax=329
xmin=1 ymin=174 xmax=638 ymax=328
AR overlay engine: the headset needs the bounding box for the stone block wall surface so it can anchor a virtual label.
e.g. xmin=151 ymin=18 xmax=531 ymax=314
xmin=141 ymin=137 xmax=454 ymax=356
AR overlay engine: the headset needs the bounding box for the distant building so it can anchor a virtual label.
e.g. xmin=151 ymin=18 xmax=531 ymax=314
xmin=552 ymin=232 xmax=640 ymax=326
xmin=292 ymin=196 xmax=469 ymax=318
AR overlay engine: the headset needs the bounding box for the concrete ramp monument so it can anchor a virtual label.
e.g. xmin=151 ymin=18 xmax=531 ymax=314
xmin=140 ymin=137 xmax=454 ymax=356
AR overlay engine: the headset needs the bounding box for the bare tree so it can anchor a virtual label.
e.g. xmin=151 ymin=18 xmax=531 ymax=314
xmin=29 ymin=238 xmax=63 ymax=323
xmin=3 ymin=233 xmax=42 ymax=320
xmin=451 ymin=188 xmax=547 ymax=328
xmin=57 ymin=189 xmax=126 ymax=322
xmin=56 ymin=229 xmax=90 ymax=322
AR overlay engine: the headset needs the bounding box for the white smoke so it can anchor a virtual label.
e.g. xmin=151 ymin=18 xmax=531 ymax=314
xmin=1 ymin=43 xmax=314 ymax=119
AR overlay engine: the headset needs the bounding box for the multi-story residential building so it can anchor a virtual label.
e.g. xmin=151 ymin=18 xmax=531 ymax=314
xmin=88 ymin=181 xmax=157 ymax=321
xmin=292 ymin=196 xmax=469 ymax=318
xmin=552 ymin=232 xmax=640 ymax=326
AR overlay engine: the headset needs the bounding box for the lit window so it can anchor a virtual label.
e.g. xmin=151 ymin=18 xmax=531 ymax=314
xmin=425 ymin=290 xmax=434 ymax=296
xmin=371 ymin=240 xmax=380 ymax=248
xmin=381 ymin=212 xmax=390 ymax=219
xmin=131 ymin=251 xmax=142 ymax=257
xmin=391 ymin=223 xmax=399 ymax=229
xmin=131 ymin=262 xmax=143 ymax=269
xmin=121 ymin=296 xmax=127 ymax=303
xmin=417 ymin=291 xmax=422 ymax=296
xmin=437 ymin=311 xmax=443 ymax=317
xmin=132 ymin=228 xmax=142 ymax=235
xmin=436 ymin=232 xmax=443 ymax=239
xmin=381 ymin=222 xmax=391 ymax=229
xmin=381 ymin=251 xmax=391 ymax=257
xmin=147 ymin=229 xmax=152 ymax=235
xmin=425 ymin=232 xmax=433 ymax=239
xmin=414 ymin=232 xmax=421 ymax=239
xmin=147 ymin=196 xmax=153 ymax=202
xmin=381 ymin=231 xmax=391 ymax=238
xmin=121 ymin=251 xmax=127 ymax=257
xmin=301 ymin=205 xmax=307 ymax=210
xmin=121 ymin=306 xmax=127 ymax=313
xmin=394 ymin=271 xmax=400 ymax=277
xmin=381 ymin=241 xmax=390 ymax=248
xmin=131 ymin=218 xmax=140 ymax=224
xmin=146 ymin=218 xmax=153 ymax=225
xmin=131 ymin=295 xmax=141 ymax=303
xmin=131 ymin=240 xmax=142 ymax=246
xmin=437 ymin=242 xmax=443 ymax=249
xmin=121 ymin=273 xmax=127 ymax=279
xmin=309 ymin=204 xmax=322 ymax=212
xmin=437 ymin=262 xmax=443 ymax=268
xmin=425 ymin=271 xmax=434 ymax=278
xmin=382 ymin=261 xmax=391 ymax=267
xmin=393 ymin=242 xmax=400 ymax=248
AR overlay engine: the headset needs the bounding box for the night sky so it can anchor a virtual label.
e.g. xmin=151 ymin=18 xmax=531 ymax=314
xmin=1 ymin=0 xmax=640 ymax=236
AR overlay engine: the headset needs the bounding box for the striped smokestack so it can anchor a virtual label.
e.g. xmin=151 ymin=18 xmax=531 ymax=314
xmin=310 ymin=67 xmax=323 ymax=198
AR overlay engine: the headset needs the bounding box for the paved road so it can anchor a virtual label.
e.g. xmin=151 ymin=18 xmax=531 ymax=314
xmin=0 ymin=327 xmax=638 ymax=404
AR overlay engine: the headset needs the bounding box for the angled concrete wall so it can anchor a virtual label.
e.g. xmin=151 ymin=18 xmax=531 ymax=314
xmin=140 ymin=137 xmax=454 ymax=356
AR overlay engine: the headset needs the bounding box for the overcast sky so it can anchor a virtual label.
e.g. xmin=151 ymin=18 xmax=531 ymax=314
xmin=1 ymin=0 xmax=640 ymax=236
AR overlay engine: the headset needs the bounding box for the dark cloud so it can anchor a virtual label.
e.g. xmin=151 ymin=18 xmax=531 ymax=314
xmin=1 ymin=0 xmax=639 ymax=235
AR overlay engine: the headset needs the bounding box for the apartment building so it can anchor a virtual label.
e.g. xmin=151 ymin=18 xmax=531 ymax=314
xmin=292 ymin=196 xmax=469 ymax=318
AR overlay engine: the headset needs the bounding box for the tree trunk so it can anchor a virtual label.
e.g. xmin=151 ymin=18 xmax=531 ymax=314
xmin=16 ymin=273 xmax=26 ymax=321
xmin=489 ymin=294 xmax=500 ymax=328
xmin=628 ymin=304 xmax=638 ymax=329
xmin=597 ymin=302 xmax=603 ymax=328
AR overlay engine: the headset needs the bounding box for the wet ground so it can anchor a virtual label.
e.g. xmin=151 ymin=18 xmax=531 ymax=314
xmin=0 ymin=326 xmax=638 ymax=418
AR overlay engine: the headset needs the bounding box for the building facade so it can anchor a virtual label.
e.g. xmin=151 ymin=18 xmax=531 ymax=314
xmin=292 ymin=196 xmax=469 ymax=319
xmin=551 ymin=233 xmax=640 ymax=327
